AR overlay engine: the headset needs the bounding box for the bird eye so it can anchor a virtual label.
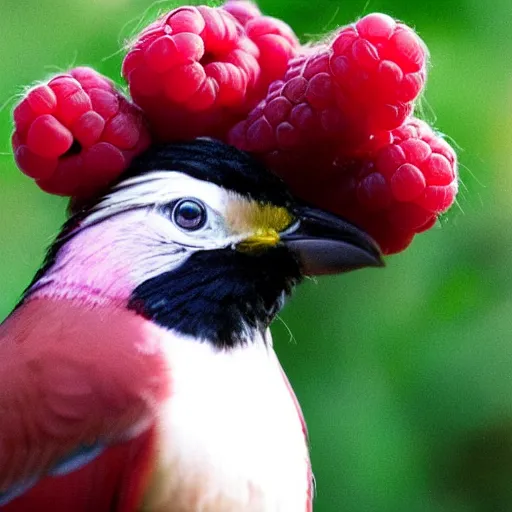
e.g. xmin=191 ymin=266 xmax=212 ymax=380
xmin=173 ymin=199 xmax=207 ymax=231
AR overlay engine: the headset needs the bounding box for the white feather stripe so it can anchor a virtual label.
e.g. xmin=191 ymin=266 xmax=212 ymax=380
xmin=83 ymin=172 xmax=228 ymax=228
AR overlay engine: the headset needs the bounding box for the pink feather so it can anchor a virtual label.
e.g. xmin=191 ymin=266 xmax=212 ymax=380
xmin=0 ymin=297 xmax=170 ymax=508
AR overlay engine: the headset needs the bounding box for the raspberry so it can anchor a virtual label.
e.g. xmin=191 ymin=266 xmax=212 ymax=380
xmin=331 ymin=13 xmax=427 ymax=139
xmin=123 ymin=5 xmax=262 ymax=141
xmin=12 ymin=67 xmax=150 ymax=197
xmin=313 ymin=119 xmax=458 ymax=254
xmin=229 ymin=13 xmax=428 ymax=176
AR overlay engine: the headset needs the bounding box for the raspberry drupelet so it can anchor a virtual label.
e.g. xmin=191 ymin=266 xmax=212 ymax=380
xmin=222 ymin=0 xmax=262 ymax=26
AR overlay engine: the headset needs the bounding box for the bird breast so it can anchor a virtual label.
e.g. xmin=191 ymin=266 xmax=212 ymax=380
xmin=142 ymin=330 xmax=311 ymax=512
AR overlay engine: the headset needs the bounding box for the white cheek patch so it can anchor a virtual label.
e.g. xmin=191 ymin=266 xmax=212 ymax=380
xmin=92 ymin=209 xmax=230 ymax=287
xmin=122 ymin=210 xmax=193 ymax=283
xmin=81 ymin=171 xmax=246 ymax=250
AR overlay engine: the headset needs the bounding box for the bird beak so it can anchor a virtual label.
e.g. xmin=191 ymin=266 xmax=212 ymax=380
xmin=280 ymin=206 xmax=384 ymax=276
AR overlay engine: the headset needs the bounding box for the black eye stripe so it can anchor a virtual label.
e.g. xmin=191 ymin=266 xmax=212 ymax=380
xmin=172 ymin=199 xmax=207 ymax=231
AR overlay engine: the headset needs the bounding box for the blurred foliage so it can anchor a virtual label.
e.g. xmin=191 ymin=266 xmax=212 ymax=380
xmin=0 ymin=0 xmax=511 ymax=510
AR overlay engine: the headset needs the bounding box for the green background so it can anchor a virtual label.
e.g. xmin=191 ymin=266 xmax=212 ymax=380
xmin=0 ymin=0 xmax=511 ymax=510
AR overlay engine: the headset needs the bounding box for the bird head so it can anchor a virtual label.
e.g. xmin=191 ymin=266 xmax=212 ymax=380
xmin=25 ymin=139 xmax=382 ymax=348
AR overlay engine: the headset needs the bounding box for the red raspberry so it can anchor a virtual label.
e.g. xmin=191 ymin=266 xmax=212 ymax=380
xmin=313 ymin=119 xmax=458 ymax=254
xmin=12 ymin=67 xmax=150 ymax=197
xmin=331 ymin=13 xmax=427 ymax=138
xmin=122 ymin=5 xmax=261 ymax=141
xmin=229 ymin=13 xmax=428 ymax=176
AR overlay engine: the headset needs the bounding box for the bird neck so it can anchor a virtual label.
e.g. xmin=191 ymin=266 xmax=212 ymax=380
xmin=128 ymin=247 xmax=302 ymax=350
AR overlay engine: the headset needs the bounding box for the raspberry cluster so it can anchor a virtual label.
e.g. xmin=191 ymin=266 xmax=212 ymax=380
xmin=228 ymin=11 xmax=455 ymax=253
xmin=10 ymin=2 xmax=458 ymax=255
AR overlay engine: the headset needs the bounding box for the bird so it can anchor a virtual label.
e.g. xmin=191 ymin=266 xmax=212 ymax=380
xmin=0 ymin=138 xmax=382 ymax=512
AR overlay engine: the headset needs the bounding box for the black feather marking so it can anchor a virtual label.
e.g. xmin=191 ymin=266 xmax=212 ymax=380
xmin=128 ymin=246 xmax=302 ymax=349
xmin=116 ymin=138 xmax=294 ymax=207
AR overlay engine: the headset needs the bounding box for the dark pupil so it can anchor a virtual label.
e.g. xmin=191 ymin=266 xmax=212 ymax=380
xmin=174 ymin=200 xmax=205 ymax=230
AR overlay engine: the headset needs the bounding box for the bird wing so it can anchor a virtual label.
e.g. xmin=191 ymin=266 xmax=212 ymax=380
xmin=0 ymin=297 xmax=170 ymax=510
